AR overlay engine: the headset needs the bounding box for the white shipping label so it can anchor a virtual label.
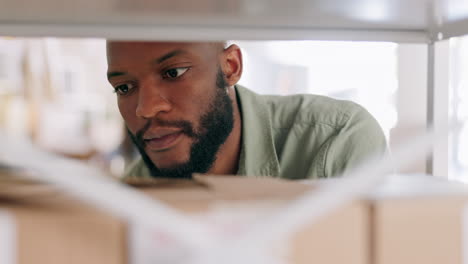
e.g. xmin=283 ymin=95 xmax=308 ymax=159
xmin=0 ymin=210 xmax=16 ymax=264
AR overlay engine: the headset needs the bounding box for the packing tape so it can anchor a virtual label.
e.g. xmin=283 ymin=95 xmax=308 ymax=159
xmin=0 ymin=210 xmax=16 ymax=264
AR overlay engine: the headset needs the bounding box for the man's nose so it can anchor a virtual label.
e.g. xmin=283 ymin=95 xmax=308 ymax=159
xmin=135 ymin=81 xmax=172 ymax=119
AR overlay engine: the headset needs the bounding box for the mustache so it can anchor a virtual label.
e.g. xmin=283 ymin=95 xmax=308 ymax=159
xmin=133 ymin=118 xmax=197 ymax=147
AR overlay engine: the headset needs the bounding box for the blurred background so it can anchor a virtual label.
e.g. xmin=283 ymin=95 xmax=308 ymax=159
xmin=0 ymin=37 xmax=465 ymax=179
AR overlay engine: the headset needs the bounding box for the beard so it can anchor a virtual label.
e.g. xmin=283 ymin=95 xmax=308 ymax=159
xmin=127 ymin=68 xmax=235 ymax=179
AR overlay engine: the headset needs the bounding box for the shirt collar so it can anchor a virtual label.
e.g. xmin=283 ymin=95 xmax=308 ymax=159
xmin=235 ymin=85 xmax=280 ymax=177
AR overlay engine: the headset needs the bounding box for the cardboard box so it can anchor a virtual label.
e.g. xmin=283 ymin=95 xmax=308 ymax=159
xmin=0 ymin=174 xmax=369 ymax=264
xmin=369 ymin=175 xmax=468 ymax=264
xmin=0 ymin=170 xmax=126 ymax=264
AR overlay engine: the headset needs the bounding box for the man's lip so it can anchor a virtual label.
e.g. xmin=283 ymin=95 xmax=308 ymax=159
xmin=143 ymin=129 xmax=183 ymax=140
xmin=144 ymin=131 xmax=183 ymax=151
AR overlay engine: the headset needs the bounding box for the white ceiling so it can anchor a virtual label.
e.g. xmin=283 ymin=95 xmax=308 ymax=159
xmin=0 ymin=0 xmax=467 ymax=42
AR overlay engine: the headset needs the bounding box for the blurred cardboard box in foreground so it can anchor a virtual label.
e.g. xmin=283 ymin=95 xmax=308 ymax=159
xmin=2 ymin=170 xmax=468 ymax=264
xmin=0 ymin=172 xmax=368 ymax=264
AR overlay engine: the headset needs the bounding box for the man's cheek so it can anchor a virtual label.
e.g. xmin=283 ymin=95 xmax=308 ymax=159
xmin=118 ymin=96 xmax=138 ymax=117
xmin=118 ymin=106 xmax=140 ymax=134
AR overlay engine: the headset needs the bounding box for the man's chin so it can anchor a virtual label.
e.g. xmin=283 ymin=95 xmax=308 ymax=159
xmin=147 ymin=161 xmax=195 ymax=179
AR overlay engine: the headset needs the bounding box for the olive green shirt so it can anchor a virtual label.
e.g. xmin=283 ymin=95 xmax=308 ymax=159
xmin=125 ymin=85 xmax=387 ymax=179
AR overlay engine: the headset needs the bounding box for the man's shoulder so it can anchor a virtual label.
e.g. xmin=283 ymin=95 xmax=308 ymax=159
xmin=261 ymin=92 xmax=367 ymax=130
xmin=264 ymin=93 xmax=386 ymax=179
xmin=237 ymin=84 xmax=374 ymax=134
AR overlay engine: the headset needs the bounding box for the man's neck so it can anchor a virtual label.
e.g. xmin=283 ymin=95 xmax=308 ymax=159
xmin=207 ymin=86 xmax=242 ymax=175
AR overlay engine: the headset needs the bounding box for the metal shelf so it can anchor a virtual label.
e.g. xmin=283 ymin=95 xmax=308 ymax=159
xmin=0 ymin=0 xmax=467 ymax=42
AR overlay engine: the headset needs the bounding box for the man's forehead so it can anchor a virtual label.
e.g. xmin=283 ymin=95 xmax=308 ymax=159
xmin=106 ymin=41 xmax=225 ymax=67
xmin=107 ymin=41 xmax=222 ymax=56
xmin=107 ymin=41 xmax=187 ymax=60
xmin=108 ymin=41 xmax=187 ymax=50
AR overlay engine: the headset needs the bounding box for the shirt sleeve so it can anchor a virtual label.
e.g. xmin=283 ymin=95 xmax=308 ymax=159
xmin=323 ymin=105 xmax=388 ymax=178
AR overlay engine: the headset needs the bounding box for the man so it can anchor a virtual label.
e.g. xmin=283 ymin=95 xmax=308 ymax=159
xmin=106 ymin=41 xmax=387 ymax=179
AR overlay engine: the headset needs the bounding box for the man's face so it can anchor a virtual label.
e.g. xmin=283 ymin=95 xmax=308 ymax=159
xmin=107 ymin=42 xmax=235 ymax=178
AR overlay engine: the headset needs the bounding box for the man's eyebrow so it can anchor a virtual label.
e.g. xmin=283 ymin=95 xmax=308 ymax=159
xmin=107 ymin=49 xmax=186 ymax=79
xmin=154 ymin=49 xmax=186 ymax=64
xmin=107 ymin=71 xmax=126 ymax=79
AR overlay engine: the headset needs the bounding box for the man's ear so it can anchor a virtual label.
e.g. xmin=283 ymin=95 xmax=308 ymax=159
xmin=221 ymin=44 xmax=243 ymax=86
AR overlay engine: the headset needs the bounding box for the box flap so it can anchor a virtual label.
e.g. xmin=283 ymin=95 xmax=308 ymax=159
xmin=128 ymin=174 xmax=314 ymax=201
xmin=123 ymin=175 xmax=315 ymax=212
xmin=194 ymin=175 xmax=313 ymax=199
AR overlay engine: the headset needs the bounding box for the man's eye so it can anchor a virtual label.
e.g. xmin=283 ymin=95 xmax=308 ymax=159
xmin=163 ymin=67 xmax=189 ymax=79
xmin=113 ymin=83 xmax=135 ymax=96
